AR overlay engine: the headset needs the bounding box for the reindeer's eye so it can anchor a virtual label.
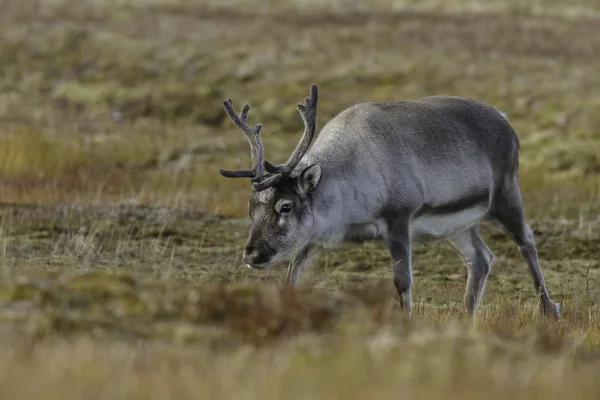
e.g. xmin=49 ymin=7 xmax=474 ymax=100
xmin=280 ymin=204 xmax=292 ymax=214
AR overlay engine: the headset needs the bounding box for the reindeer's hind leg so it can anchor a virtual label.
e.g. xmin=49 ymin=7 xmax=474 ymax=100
xmin=448 ymin=226 xmax=494 ymax=315
xmin=489 ymin=175 xmax=560 ymax=319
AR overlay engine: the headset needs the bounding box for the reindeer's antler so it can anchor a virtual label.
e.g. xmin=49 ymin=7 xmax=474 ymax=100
xmin=219 ymin=84 xmax=319 ymax=191
xmin=264 ymin=84 xmax=318 ymax=176
xmin=219 ymin=101 xmax=263 ymax=179
xmin=219 ymin=99 xmax=264 ymax=178
xmin=219 ymin=99 xmax=283 ymax=191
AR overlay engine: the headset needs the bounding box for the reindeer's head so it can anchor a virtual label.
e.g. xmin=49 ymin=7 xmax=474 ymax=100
xmin=219 ymin=85 xmax=322 ymax=269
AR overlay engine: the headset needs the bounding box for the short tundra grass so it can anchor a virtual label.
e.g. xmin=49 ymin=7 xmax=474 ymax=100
xmin=0 ymin=203 xmax=598 ymax=398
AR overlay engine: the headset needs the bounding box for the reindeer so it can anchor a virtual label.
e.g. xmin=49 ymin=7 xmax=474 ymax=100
xmin=219 ymin=84 xmax=560 ymax=318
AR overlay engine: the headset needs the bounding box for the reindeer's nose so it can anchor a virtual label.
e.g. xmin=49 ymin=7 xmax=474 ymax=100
xmin=243 ymin=245 xmax=256 ymax=261
xmin=242 ymin=245 xmax=260 ymax=268
xmin=242 ymin=244 xmax=273 ymax=268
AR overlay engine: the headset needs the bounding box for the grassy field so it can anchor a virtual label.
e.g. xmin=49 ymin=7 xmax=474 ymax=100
xmin=0 ymin=0 xmax=599 ymax=398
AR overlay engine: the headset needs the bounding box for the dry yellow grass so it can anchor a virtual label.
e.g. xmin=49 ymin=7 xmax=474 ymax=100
xmin=0 ymin=330 xmax=599 ymax=400
xmin=0 ymin=270 xmax=598 ymax=399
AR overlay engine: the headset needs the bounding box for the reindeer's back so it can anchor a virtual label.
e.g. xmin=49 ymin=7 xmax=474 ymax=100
xmin=304 ymin=96 xmax=520 ymax=209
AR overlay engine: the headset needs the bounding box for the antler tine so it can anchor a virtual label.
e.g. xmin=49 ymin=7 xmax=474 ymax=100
xmin=265 ymin=84 xmax=318 ymax=176
xmin=219 ymin=99 xmax=266 ymax=179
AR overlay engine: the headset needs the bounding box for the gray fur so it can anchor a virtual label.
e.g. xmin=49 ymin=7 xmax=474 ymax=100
xmin=219 ymin=85 xmax=560 ymax=319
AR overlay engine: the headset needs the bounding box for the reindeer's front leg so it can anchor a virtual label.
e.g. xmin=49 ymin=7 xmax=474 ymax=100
xmin=284 ymin=245 xmax=318 ymax=287
xmin=385 ymin=217 xmax=413 ymax=315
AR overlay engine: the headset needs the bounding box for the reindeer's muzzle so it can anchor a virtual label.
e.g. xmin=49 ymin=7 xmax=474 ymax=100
xmin=242 ymin=243 xmax=276 ymax=269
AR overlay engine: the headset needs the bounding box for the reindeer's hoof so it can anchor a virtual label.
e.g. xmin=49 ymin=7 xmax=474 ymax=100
xmin=543 ymin=300 xmax=561 ymax=320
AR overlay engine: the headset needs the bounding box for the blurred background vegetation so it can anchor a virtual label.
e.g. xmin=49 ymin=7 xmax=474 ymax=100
xmin=0 ymin=0 xmax=598 ymax=216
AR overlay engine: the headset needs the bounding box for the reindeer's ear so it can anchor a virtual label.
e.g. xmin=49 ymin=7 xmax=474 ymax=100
xmin=297 ymin=164 xmax=322 ymax=195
